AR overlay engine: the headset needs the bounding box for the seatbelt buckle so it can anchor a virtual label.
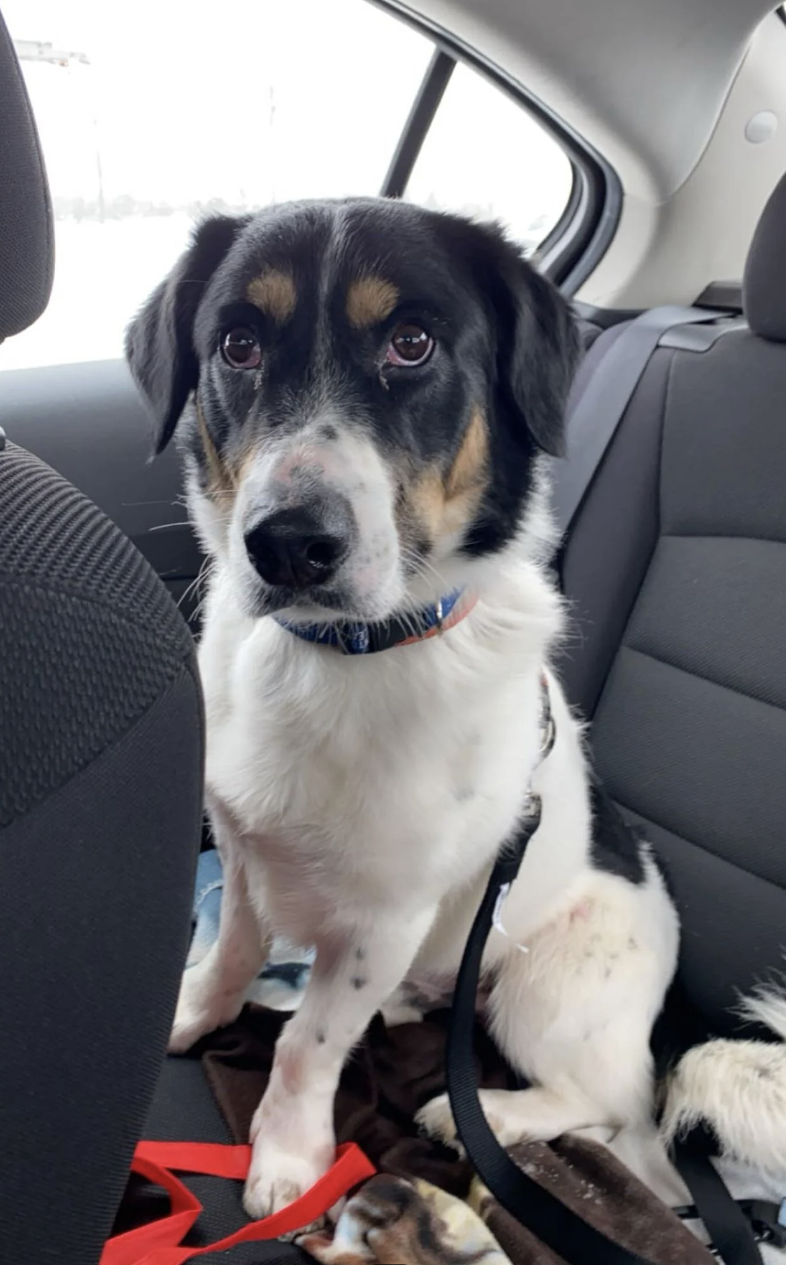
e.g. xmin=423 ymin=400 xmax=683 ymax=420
xmin=740 ymin=1199 xmax=786 ymax=1248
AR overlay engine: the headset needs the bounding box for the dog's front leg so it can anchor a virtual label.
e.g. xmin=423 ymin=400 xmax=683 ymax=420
xmin=169 ymin=802 xmax=269 ymax=1053
xmin=243 ymin=905 xmax=436 ymax=1220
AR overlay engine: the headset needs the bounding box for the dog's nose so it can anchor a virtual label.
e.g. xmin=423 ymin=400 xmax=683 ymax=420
xmin=245 ymin=507 xmax=348 ymax=589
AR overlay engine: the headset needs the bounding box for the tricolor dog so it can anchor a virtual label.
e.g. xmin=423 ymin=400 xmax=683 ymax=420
xmin=126 ymin=198 xmax=681 ymax=1219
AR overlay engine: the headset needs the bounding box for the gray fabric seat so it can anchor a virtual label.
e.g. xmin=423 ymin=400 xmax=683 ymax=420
xmin=558 ymin=171 xmax=786 ymax=1034
xmin=0 ymin=11 xmax=204 ymax=1262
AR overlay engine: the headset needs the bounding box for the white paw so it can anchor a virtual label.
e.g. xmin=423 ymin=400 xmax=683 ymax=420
xmin=243 ymin=1134 xmax=334 ymax=1233
xmin=416 ymin=1093 xmax=463 ymax=1152
xmin=167 ymin=966 xmax=243 ymax=1054
xmin=416 ymin=1089 xmax=515 ymax=1151
xmin=381 ymin=1001 xmax=425 ymax=1027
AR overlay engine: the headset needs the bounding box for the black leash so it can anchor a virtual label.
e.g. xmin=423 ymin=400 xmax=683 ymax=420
xmin=446 ymin=796 xmax=765 ymax=1265
xmin=673 ymin=1139 xmax=767 ymax=1264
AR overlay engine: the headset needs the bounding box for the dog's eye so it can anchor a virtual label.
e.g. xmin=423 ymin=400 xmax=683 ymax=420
xmin=220 ymin=327 xmax=262 ymax=370
xmin=386 ymin=323 xmax=434 ymax=367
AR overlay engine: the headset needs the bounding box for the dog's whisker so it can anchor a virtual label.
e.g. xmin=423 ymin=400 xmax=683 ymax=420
xmin=148 ymin=520 xmax=191 ymax=533
xmin=178 ymin=558 xmax=213 ymax=613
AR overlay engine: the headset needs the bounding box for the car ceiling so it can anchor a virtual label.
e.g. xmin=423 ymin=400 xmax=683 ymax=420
xmin=377 ymin=0 xmax=778 ymax=202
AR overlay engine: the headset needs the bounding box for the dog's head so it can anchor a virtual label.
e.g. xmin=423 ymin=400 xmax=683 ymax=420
xmin=126 ymin=198 xmax=578 ymax=622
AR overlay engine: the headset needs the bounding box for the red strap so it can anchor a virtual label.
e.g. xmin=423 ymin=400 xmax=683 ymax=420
xmin=101 ymin=1141 xmax=374 ymax=1265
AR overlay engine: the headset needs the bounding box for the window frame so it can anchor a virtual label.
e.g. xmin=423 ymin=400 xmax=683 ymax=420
xmin=369 ymin=0 xmax=622 ymax=294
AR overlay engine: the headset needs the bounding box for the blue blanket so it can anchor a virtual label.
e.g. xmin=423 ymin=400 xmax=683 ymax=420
xmin=187 ymin=848 xmax=314 ymax=1011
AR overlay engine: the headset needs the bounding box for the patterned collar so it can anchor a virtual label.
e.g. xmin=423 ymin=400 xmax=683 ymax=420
xmin=274 ymin=588 xmax=475 ymax=655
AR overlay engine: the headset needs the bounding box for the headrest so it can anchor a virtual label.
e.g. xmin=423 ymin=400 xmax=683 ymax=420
xmin=0 ymin=10 xmax=54 ymax=342
xmin=743 ymin=170 xmax=786 ymax=343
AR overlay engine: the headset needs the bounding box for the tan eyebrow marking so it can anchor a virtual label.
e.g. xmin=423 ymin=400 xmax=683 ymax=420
xmin=246 ymin=269 xmax=297 ymax=324
xmin=346 ymin=275 xmax=400 ymax=329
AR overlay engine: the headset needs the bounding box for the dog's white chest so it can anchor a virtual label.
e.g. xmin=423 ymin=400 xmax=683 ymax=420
xmin=199 ymin=603 xmax=543 ymax=941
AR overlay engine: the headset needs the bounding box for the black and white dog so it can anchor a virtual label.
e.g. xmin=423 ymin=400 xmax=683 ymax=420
xmin=127 ymin=199 xmax=689 ymax=1220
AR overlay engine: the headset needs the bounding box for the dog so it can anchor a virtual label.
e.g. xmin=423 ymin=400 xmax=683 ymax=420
xmin=126 ymin=198 xmax=681 ymax=1220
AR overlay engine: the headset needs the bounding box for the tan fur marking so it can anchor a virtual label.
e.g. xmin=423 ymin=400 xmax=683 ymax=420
xmin=246 ymin=270 xmax=297 ymax=324
xmin=345 ymin=275 xmax=399 ymax=329
xmin=197 ymin=402 xmax=234 ymax=497
xmin=399 ymin=409 xmax=489 ymax=548
xmin=445 ymin=408 xmax=488 ymax=499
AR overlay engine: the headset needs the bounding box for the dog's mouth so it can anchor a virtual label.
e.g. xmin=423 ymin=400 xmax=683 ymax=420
xmin=243 ymin=581 xmax=383 ymax=624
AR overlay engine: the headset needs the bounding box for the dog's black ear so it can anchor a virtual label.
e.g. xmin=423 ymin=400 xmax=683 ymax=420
xmin=125 ymin=215 xmax=249 ymax=456
xmin=473 ymin=224 xmax=580 ymax=457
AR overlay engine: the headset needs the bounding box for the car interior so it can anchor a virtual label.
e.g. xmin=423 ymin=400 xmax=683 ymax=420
xmin=2 ymin=0 xmax=786 ymax=1262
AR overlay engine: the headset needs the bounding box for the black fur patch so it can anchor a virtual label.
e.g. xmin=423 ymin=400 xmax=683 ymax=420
xmin=588 ymin=780 xmax=646 ymax=885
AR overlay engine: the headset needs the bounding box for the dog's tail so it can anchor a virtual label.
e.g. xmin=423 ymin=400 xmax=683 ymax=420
xmin=660 ymin=981 xmax=786 ymax=1175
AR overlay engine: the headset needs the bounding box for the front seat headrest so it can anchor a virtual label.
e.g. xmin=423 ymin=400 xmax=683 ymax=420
xmin=0 ymin=9 xmax=54 ymax=342
xmin=743 ymin=170 xmax=786 ymax=343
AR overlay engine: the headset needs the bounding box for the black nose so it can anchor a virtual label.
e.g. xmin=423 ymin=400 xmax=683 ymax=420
xmin=245 ymin=507 xmax=348 ymax=589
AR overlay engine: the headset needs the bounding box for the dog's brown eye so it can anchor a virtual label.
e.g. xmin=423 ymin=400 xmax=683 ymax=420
xmin=386 ymin=323 xmax=434 ymax=367
xmin=220 ymin=327 xmax=262 ymax=370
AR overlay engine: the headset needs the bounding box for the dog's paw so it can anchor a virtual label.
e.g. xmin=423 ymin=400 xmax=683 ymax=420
xmin=168 ymin=966 xmax=242 ymax=1054
xmin=416 ymin=1089 xmax=517 ymax=1152
xmin=243 ymin=1137 xmax=333 ymax=1234
xmin=380 ymin=1000 xmax=425 ymax=1028
xmin=415 ymin=1093 xmax=464 ymax=1153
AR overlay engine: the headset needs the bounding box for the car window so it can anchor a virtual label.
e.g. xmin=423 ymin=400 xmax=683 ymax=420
xmin=2 ymin=0 xmax=432 ymax=371
xmin=405 ymin=61 xmax=574 ymax=254
xmin=3 ymin=1 xmax=575 ymax=373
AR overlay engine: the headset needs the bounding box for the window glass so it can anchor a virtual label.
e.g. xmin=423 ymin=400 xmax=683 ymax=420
xmin=405 ymin=62 xmax=574 ymax=254
xmin=1 ymin=0 xmax=432 ymax=370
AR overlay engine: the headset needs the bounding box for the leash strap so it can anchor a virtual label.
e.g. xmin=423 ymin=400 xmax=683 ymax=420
xmin=446 ymin=808 xmax=763 ymax=1265
xmin=447 ymin=812 xmax=659 ymax=1265
xmin=673 ymin=1139 xmax=764 ymax=1265
xmin=100 ymin=1140 xmax=374 ymax=1265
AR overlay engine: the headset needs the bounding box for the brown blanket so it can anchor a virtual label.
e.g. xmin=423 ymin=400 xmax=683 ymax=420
xmin=199 ymin=1005 xmax=714 ymax=1264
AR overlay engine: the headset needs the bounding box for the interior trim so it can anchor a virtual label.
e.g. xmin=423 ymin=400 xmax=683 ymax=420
xmin=381 ymin=49 xmax=455 ymax=197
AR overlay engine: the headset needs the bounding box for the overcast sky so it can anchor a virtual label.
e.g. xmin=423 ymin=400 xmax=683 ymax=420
xmin=4 ymin=0 xmax=570 ymax=222
xmin=4 ymin=0 xmax=433 ymax=205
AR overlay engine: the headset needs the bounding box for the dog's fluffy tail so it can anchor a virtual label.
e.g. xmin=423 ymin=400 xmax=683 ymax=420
xmin=660 ymin=982 xmax=786 ymax=1175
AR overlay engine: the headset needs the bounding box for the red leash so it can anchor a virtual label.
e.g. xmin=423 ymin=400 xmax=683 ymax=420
xmin=100 ymin=1140 xmax=374 ymax=1265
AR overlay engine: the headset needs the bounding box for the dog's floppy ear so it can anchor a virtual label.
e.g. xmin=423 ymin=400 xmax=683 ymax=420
xmin=473 ymin=223 xmax=580 ymax=458
xmin=125 ymin=215 xmax=249 ymax=456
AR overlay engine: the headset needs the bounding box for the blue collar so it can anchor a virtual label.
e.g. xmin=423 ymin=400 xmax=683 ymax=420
xmin=274 ymin=588 xmax=468 ymax=656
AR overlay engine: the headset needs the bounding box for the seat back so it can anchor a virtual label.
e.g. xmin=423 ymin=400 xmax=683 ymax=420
xmin=0 ymin=13 xmax=204 ymax=1261
xmin=558 ymin=173 xmax=786 ymax=1034
xmin=0 ymin=10 xmax=52 ymax=341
